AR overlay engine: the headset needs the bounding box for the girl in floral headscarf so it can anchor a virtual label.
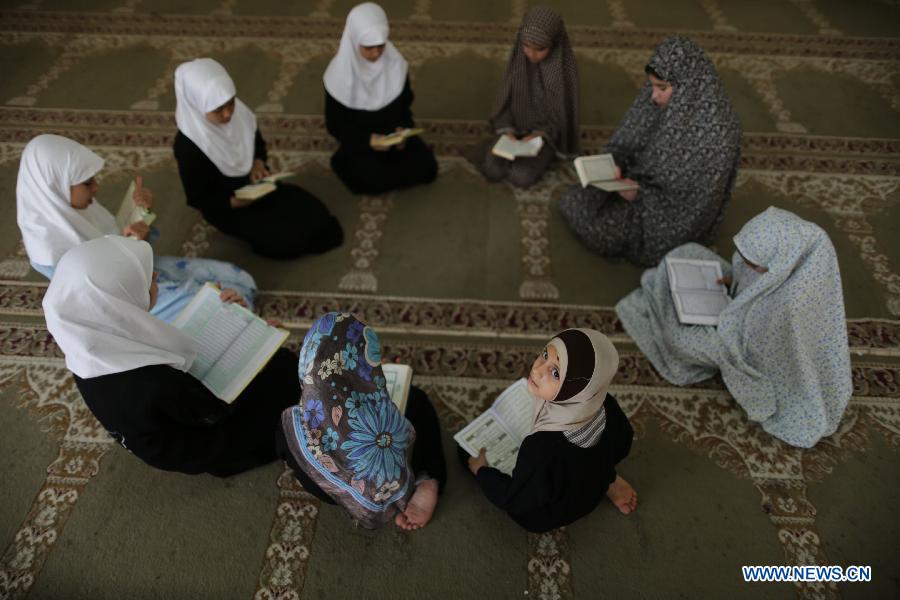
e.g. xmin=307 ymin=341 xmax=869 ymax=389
xmin=479 ymin=5 xmax=579 ymax=189
xmin=277 ymin=313 xmax=447 ymax=530
xmin=560 ymin=36 xmax=741 ymax=266
xmin=464 ymin=328 xmax=636 ymax=533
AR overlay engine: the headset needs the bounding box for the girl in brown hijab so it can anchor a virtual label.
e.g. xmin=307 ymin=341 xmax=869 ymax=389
xmin=464 ymin=329 xmax=636 ymax=533
xmin=480 ymin=6 xmax=579 ymax=189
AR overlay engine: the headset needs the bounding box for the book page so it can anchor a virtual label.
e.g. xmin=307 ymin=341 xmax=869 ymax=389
xmin=591 ymin=179 xmax=640 ymax=192
xmin=676 ymin=291 xmax=730 ymax=317
xmin=207 ymin=316 xmax=288 ymax=403
xmin=492 ymin=135 xmax=544 ymax=160
xmin=259 ymin=171 xmax=295 ymax=183
xmin=491 ymin=378 xmax=534 ymax=441
xmin=172 ymin=284 xmax=250 ymax=380
xmin=382 ymin=363 xmax=412 ymax=413
xmin=667 ymin=259 xmax=724 ymax=291
xmin=233 ymin=181 xmax=276 ymax=200
xmin=579 ymin=154 xmax=617 ymax=183
xmin=666 ymin=258 xmax=729 ymax=325
xmin=453 ymin=410 xmax=521 ymax=475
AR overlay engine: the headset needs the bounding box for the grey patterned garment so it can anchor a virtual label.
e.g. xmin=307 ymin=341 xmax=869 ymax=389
xmin=490 ymin=5 xmax=579 ymax=156
xmin=559 ymin=36 xmax=741 ymax=266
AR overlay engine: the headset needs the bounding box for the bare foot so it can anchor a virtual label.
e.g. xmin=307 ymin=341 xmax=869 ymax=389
xmin=395 ymin=478 xmax=439 ymax=530
xmin=606 ymin=475 xmax=637 ymax=515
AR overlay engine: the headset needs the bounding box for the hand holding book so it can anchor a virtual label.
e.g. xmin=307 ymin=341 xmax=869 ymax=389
xmin=370 ymin=127 xmax=424 ymax=150
xmin=117 ymin=176 xmax=157 ymax=239
xmin=249 ymin=159 xmax=270 ymax=183
xmin=574 ymin=154 xmax=640 ymax=195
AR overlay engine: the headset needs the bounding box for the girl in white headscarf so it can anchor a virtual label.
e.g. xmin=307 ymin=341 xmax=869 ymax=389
xmin=324 ymin=2 xmax=437 ymax=195
xmin=464 ymin=328 xmax=636 ymax=533
xmin=616 ymin=207 xmax=852 ymax=448
xmin=173 ymin=58 xmax=343 ymax=258
xmin=43 ymin=236 xmax=299 ymax=476
xmin=15 ymin=133 xmax=257 ymax=323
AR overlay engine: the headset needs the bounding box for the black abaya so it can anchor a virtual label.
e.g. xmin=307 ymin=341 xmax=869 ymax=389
xmin=173 ymin=130 xmax=343 ymax=259
xmin=325 ymin=78 xmax=437 ymax=195
xmin=75 ymin=348 xmax=300 ymax=477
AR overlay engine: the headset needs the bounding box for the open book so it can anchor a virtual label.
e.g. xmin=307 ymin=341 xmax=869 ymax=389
xmin=453 ymin=378 xmax=533 ymax=475
xmin=371 ymin=128 xmax=424 ymax=149
xmin=382 ymin=363 xmax=412 ymax=413
xmin=573 ymin=154 xmax=639 ymax=192
xmin=171 ymin=283 xmax=289 ymax=403
xmin=665 ymin=257 xmax=731 ymax=326
xmin=491 ymin=135 xmax=543 ymax=161
xmin=233 ymin=171 xmax=295 ymax=202
xmin=115 ymin=180 xmax=157 ymax=230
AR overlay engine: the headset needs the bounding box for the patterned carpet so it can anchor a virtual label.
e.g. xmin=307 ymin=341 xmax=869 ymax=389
xmin=0 ymin=1 xmax=899 ymax=599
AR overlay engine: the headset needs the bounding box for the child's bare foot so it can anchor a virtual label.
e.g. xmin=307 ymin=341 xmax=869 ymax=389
xmin=395 ymin=478 xmax=439 ymax=530
xmin=606 ymin=475 xmax=637 ymax=515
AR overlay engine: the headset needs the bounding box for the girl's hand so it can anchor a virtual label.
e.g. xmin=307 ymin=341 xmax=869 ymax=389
xmin=123 ymin=221 xmax=150 ymax=241
xmin=618 ymin=182 xmax=639 ymax=202
xmin=370 ymin=133 xmax=390 ymax=151
xmin=266 ymin=318 xmax=284 ymax=328
xmin=219 ymin=288 xmax=248 ymax=307
xmin=250 ymin=159 xmax=270 ymax=183
xmin=716 ymin=276 xmax=732 ymax=287
xmin=521 ymin=133 xmax=538 ymax=142
xmin=504 ymin=131 xmax=517 ymax=141
xmin=394 ymin=126 xmax=407 ymax=150
xmin=468 ymin=448 xmax=489 ymax=475
xmin=132 ymin=175 xmax=153 ymax=209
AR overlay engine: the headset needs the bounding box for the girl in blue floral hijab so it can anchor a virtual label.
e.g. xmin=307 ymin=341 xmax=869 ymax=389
xmin=278 ymin=312 xmax=446 ymax=529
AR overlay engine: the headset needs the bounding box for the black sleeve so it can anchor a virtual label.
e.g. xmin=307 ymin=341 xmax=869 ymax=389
xmin=173 ymin=132 xmax=238 ymax=215
xmin=325 ymin=90 xmax=371 ymax=152
xmin=395 ymin=78 xmax=415 ymax=129
xmin=254 ymin=129 xmax=268 ymax=163
xmin=475 ymin=435 xmax=554 ymax=514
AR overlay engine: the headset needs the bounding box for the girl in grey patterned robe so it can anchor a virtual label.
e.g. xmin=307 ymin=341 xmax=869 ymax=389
xmin=559 ymin=36 xmax=741 ymax=266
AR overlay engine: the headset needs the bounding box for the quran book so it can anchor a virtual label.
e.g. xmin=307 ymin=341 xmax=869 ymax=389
xmin=491 ymin=135 xmax=544 ymax=161
xmin=573 ymin=154 xmax=640 ymax=192
xmin=665 ymin=257 xmax=731 ymax=326
xmin=115 ymin=180 xmax=157 ymax=230
xmin=171 ymin=283 xmax=288 ymax=403
xmin=371 ymin=128 xmax=424 ymax=149
xmin=453 ymin=378 xmax=533 ymax=476
xmin=232 ymin=172 xmax=295 ymax=202
xmin=382 ymin=363 xmax=413 ymax=413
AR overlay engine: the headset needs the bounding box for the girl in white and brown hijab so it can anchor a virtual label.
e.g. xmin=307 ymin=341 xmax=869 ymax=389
xmin=465 ymin=329 xmax=636 ymax=533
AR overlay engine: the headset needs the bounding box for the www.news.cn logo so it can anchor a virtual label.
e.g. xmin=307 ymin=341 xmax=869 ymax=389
xmin=742 ymin=565 xmax=872 ymax=583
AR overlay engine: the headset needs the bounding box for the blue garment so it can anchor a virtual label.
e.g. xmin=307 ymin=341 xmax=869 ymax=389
xmin=151 ymin=256 xmax=256 ymax=323
xmin=33 ymin=256 xmax=256 ymax=324
xmin=31 ymin=261 xmax=55 ymax=279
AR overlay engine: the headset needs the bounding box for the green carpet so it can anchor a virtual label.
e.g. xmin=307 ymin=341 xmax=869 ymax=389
xmin=0 ymin=1 xmax=898 ymax=599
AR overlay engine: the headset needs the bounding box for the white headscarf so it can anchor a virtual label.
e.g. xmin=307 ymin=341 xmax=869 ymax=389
xmin=16 ymin=134 xmax=119 ymax=266
xmin=323 ymin=2 xmax=408 ymax=111
xmin=43 ymin=236 xmax=196 ymax=379
xmin=174 ymin=58 xmax=257 ymax=177
xmin=532 ymin=328 xmax=619 ymax=432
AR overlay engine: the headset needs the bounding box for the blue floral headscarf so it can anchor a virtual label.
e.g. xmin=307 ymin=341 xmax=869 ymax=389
xmin=281 ymin=312 xmax=415 ymax=528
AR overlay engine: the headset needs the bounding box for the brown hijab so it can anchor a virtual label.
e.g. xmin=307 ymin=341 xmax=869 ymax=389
xmin=490 ymin=6 xmax=579 ymax=156
xmin=531 ymin=328 xmax=619 ymax=432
